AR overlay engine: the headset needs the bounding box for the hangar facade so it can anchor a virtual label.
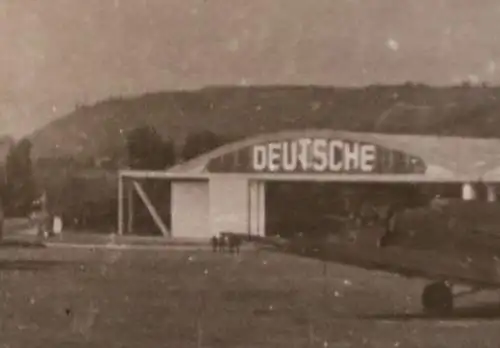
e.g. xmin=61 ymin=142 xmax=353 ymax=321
xmin=117 ymin=129 xmax=500 ymax=239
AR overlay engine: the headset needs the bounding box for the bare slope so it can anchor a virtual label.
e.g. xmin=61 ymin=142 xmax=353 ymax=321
xmin=28 ymin=84 xmax=500 ymax=161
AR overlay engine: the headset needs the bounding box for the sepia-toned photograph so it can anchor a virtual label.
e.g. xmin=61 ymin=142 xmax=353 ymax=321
xmin=2 ymin=0 xmax=500 ymax=346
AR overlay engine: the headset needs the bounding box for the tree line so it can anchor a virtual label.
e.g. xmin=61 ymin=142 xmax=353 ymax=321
xmin=125 ymin=126 xmax=231 ymax=170
xmin=0 ymin=126 xmax=232 ymax=223
xmin=0 ymin=139 xmax=36 ymax=217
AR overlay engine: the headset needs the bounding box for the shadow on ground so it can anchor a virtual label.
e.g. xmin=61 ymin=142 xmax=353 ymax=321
xmin=0 ymin=260 xmax=73 ymax=272
xmin=356 ymin=303 xmax=500 ymax=321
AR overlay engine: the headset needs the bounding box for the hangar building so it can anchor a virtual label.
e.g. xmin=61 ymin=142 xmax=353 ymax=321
xmin=117 ymin=129 xmax=500 ymax=239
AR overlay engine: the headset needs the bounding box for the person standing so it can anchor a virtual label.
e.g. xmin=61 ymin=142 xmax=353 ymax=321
xmin=31 ymin=192 xmax=49 ymax=241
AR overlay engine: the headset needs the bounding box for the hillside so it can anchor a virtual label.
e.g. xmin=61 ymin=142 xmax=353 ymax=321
xmin=28 ymin=84 xmax=500 ymax=162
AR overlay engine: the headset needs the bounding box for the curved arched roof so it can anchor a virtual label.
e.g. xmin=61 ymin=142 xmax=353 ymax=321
xmin=168 ymin=129 xmax=500 ymax=181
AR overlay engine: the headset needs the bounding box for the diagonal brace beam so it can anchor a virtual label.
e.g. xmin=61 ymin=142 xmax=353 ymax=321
xmin=132 ymin=180 xmax=171 ymax=237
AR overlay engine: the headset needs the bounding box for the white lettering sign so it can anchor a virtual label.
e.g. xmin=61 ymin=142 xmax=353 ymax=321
xmin=343 ymin=142 xmax=359 ymax=171
xmin=251 ymin=138 xmax=377 ymax=173
xmin=329 ymin=140 xmax=343 ymax=171
xmin=361 ymin=144 xmax=376 ymax=171
xmin=252 ymin=145 xmax=267 ymax=171
xmin=268 ymin=142 xmax=281 ymax=172
xmin=312 ymin=139 xmax=328 ymax=171
xmin=282 ymin=141 xmax=297 ymax=171
xmin=297 ymin=138 xmax=312 ymax=170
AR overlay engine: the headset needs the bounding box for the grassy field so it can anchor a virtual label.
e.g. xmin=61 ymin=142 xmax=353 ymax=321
xmin=2 ymin=247 xmax=500 ymax=347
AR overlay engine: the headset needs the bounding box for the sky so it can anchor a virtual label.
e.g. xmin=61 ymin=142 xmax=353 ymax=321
xmin=1 ymin=0 xmax=500 ymax=138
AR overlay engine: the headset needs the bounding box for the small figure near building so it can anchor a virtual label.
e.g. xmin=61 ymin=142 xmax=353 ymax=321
xmin=30 ymin=192 xmax=51 ymax=240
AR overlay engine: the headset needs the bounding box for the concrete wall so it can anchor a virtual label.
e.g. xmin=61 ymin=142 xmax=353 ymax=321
xmin=171 ymin=177 xmax=268 ymax=239
xmin=209 ymin=176 xmax=249 ymax=236
xmin=171 ymin=181 xmax=209 ymax=238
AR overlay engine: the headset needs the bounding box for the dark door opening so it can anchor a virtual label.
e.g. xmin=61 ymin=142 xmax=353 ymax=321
xmin=265 ymin=181 xmax=461 ymax=239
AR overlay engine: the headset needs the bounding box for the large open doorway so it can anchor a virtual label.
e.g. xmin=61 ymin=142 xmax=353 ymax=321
xmin=118 ymin=174 xmax=172 ymax=237
xmin=265 ymin=181 xmax=462 ymax=238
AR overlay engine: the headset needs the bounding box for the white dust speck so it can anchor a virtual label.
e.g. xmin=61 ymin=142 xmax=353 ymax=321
xmin=269 ymin=305 xmax=274 ymax=311
xmin=386 ymin=38 xmax=399 ymax=51
xmin=227 ymin=39 xmax=240 ymax=52
xmin=394 ymin=342 xmax=400 ymax=347
xmin=334 ymin=291 xmax=341 ymax=297
xmin=29 ymin=297 xmax=35 ymax=305
xmin=311 ymin=101 xmax=321 ymax=111
xmin=263 ymin=260 xmax=267 ymax=265
xmin=343 ymin=279 xmax=352 ymax=286
xmin=188 ymin=256 xmax=194 ymax=262
xmin=323 ymin=341 xmax=328 ymax=347
xmin=487 ymin=61 xmax=496 ymax=74
xmin=204 ymin=269 xmax=208 ymax=275
xmin=51 ymin=105 xmax=57 ymax=113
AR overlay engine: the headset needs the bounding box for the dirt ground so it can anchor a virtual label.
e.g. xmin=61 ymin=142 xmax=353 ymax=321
xmin=1 ymin=247 xmax=500 ymax=347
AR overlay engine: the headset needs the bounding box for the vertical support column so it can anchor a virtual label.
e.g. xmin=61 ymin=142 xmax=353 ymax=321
xmin=118 ymin=173 xmax=124 ymax=235
xmin=248 ymin=180 xmax=266 ymax=237
xmin=248 ymin=180 xmax=264 ymax=236
xmin=247 ymin=180 xmax=252 ymax=238
xmin=249 ymin=180 xmax=258 ymax=236
xmin=127 ymin=181 xmax=134 ymax=234
xmin=462 ymin=183 xmax=476 ymax=201
xmin=258 ymin=181 xmax=266 ymax=236
xmin=487 ymin=184 xmax=497 ymax=202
